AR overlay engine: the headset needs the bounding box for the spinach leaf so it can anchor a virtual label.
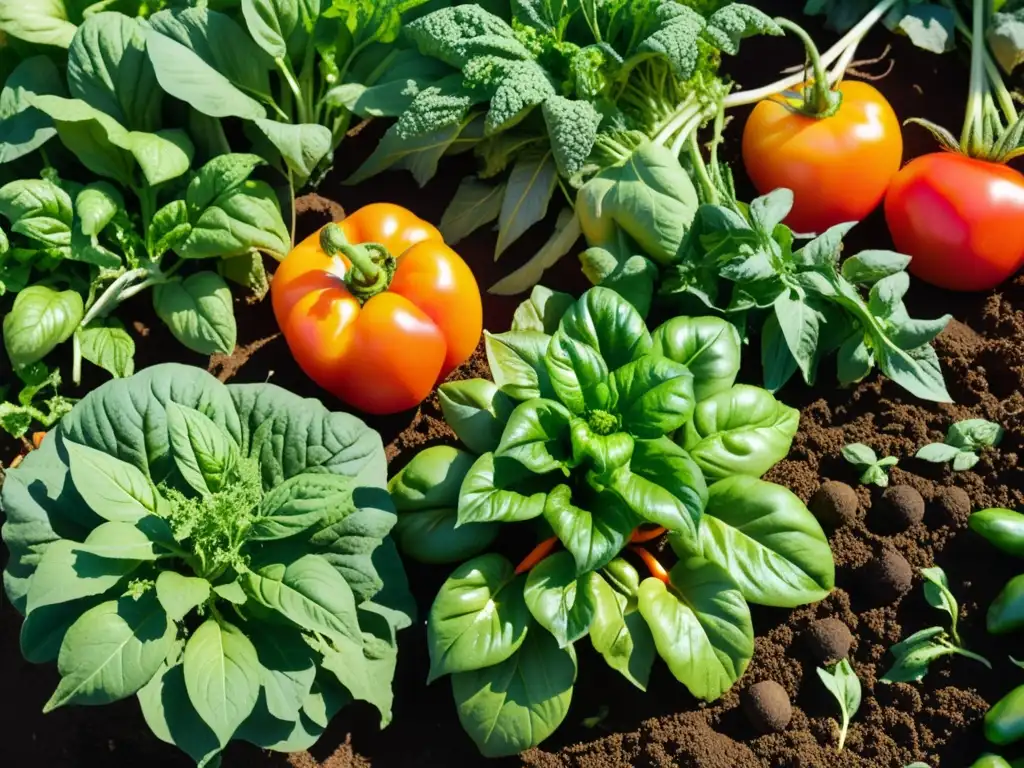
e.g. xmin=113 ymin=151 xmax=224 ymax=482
xmin=153 ymin=272 xmax=237 ymax=356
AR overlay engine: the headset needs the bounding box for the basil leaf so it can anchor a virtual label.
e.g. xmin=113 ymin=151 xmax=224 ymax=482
xmin=153 ymin=272 xmax=237 ymax=356
xmin=485 ymin=330 xmax=554 ymax=401
xmin=524 ymin=551 xmax=600 ymax=647
xmin=611 ymin=356 xmax=695 ymax=438
xmin=438 ymin=378 xmax=517 ymax=455
xmin=458 ymin=452 xmax=548 ymax=524
xmin=512 ymin=285 xmax=576 ymax=335
xmin=650 ymin=316 xmax=741 ymax=401
xmin=612 ymin=437 xmax=706 ymax=538
xmin=590 ymin=567 xmax=655 ymax=690
xmin=542 ymin=484 xmax=635 ymax=575
xmin=79 ymin=319 xmax=135 ymax=379
xmin=495 ymin=399 xmax=572 ymax=474
xmin=841 ymin=249 xmax=911 ymax=284
xmin=3 ymin=285 xmax=83 ymax=368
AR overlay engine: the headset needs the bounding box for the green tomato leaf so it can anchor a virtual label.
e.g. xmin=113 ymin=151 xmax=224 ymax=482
xmin=183 ymin=618 xmax=261 ymax=745
xmin=65 ymin=438 xmax=161 ymax=523
xmin=542 ymin=484 xmax=635 ymax=576
xmin=637 ymin=558 xmax=754 ymax=701
xmin=524 ymin=551 xmax=600 ymax=648
xmin=153 ymin=272 xmax=237 ymax=356
xmin=452 ymin=626 xmax=576 ymax=758
xmin=3 ymin=285 xmax=83 ymax=368
xmin=438 ymin=378 xmax=518 ymax=455
xmin=78 ymin=319 xmax=135 ymax=379
xmin=683 ymin=476 xmax=834 ymax=608
xmin=427 ymin=553 xmax=530 ymax=682
xmin=156 ymin=571 xmax=212 ymax=622
xmin=458 ymin=452 xmax=547 ymax=524
xmin=495 ymin=398 xmax=572 ymax=474
xmin=650 ymin=316 xmax=741 ymax=402
xmin=683 ymin=384 xmax=800 ymax=481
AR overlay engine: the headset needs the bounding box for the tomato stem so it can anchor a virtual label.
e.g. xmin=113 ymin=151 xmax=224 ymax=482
xmin=514 ymin=536 xmax=559 ymax=575
xmin=319 ymin=223 xmax=397 ymax=302
xmin=631 ymin=545 xmax=671 ymax=584
xmin=772 ymin=18 xmax=842 ymax=118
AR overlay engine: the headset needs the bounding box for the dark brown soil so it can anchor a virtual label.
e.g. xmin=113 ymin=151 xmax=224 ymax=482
xmin=4 ymin=4 xmax=1024 ymax=768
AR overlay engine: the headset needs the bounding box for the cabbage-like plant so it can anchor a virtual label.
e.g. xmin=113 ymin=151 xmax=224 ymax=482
xmin=396 ymin=286 xmax=833 ymax=758
xmin=1 ymin=364 xmax=414 ymax=766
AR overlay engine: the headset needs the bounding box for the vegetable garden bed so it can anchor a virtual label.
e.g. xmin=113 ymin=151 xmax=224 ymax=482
xmin=2 ymin=3 xmax=1024 ymax=767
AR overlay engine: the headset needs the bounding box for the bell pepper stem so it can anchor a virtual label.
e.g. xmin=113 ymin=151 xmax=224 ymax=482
xmin=319 ymin=223 xmax=396 ymax=302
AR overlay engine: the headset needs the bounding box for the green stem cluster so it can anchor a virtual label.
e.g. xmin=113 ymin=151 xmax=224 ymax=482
xmin=319 ymin=223 xmax=397 ymax=302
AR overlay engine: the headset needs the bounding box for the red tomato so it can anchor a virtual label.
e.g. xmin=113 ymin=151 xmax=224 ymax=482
xmin=742 ymin=80 xmax=903 ymax=233
xmin=271 ymin=203 xmax=483 ymax=415
xmin=884 ymin=153 xmax=1024 ymax=291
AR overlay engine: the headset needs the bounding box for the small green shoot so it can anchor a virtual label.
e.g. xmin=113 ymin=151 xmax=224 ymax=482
xmin=842 ymin=443 xmax=898 ymax=487
xmin=816 ymin=658 xmax=861 ymax=751
xmin=916 ymin=418 xmax=1003 ymax=471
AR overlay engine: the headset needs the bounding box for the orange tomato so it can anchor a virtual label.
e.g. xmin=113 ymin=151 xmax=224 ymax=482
xmin=271 ymin=203 xmax=483 ymax=415
xmin=742 ymin=80 xmax=903 ymax=233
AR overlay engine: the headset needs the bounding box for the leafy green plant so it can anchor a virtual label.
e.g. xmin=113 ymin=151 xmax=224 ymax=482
xmin=842 ymin=443 xmax=899 ymax=487
xmin=411 ymin=285 xmax=834 ymax=757
xmin=817 ymin=658 xmax=861 ymax=751
xmin=0 ymin=361 xmax=74 ymax=439
xmin=350 ymin=1 xmax=781 ymax=292
xmin=916 ymin=418 xmax=1004 ymax=471
xmin=881 ymin=566 xmax=990 ymax=683
xmin=0 ymin=363 xmax=415 ymax=765
xmin=661 ymin=188 xmax=952 ymax=402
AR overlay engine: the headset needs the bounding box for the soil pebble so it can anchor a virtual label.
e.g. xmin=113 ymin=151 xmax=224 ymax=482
xmin=805 ymin=618 xmax=854 ymax=664
xmin=873 ymin=485 xmax=926 ymax=533
xmin=809 ymin=480 xmax=860 ymax=529
xmin=742 ymin=680 xmax=793 ymax=734
xmin=867 ymin=549 xmax=915 ymax=603
xmin=934 ymin=485 xmax=973 ymax=525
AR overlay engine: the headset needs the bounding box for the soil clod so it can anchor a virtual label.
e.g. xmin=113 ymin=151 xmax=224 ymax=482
xmin=809 ymin=480 xmax=860 ymax=529
xmin=934 ymin=485 xmax=973 ymax=525
xmin=867 ymin=548 xmax=915 ymax=603
xmin=874 ymin=485 xmax=926 ymax=533
xmin=742 ymin=680 xmax=793 ymax=734
xmin=805 ymin=618 xmax=855 ymax=664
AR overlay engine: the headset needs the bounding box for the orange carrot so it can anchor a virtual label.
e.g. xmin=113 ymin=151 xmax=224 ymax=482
xmin=32 ymin=431 xmax=46 ymax=450
xmin=630 ymin=525 xmax=667 ymax=543
xmin=632 ymin=545 xmax=671 ymax=584
xmin=9 ymin=454 xmax=24 ymax=470
xmin=515 ymin=536 xmax=559 ymax=575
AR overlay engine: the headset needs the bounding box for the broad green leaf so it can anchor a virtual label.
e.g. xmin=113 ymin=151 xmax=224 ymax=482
xmin=438 ymin=378 xmax=518 ymax=454
xmin=452 ymin=626 xmax=576 ymax=758
xmin=26 ymin=539 xmax=140 ymax=614
xmin=183 ymin=618 xmax=261 ymax=745
xmin=346 ymin=120 xmax=465 ymax=187
xmin=147 ymin=200 xmax=191 ymax=260
xmin=138 ymin=661 xmax=222 ymax=766
xmin=0 ymin=177 xmax=71 ymax=227
xmin=0 ymin=0 xmax=76 ymax=47
xmin=612 ymin=437 xmax=706 ymax=538
xmin=318 ymin=631 xmax=396 ymax=726
xmin=637 ymin=558 xmax=754 ymax=701
xmin=542 ymin=485 xmax=635 ymax=575
xmin=395 ymin=506 xmax=499 ymax=565
xmin=485 ymin=330 xmax=554 ymax=401
xmin=65 ymin=438 xmax=160 ymax=523
xmin=612 ymin=356 xmax=695 ymax=438
xmin=489 ymin=207 xmax=583 ymax=296
xmin=495 ymin=151 xmax=558 ymax=257
xmin=156 ymin=571 xmax=212 ymax=621
xmin=240 ymin=0 xmax=317 ymax=62
xmin=251 ymin=472 xmax=353 ymax=541
xmin=79 ymin=320 xmax=135 ymax=379
xmin=841 ymin=249 xmax=912 ymax=284
xmin=249 ymin=626 xmax=317 ymax=723
xmin=44 ymin=593 xmax=176 ymax=712
xmin=219 ymin=252 xmax=269 ymax=300
xmin=650 ymin=316 xmax=741 ymax=402
xmin=75 ymin=182 xmax=124 ymax=237
xmin=389 ymin=444 xmax=474 ymax=512
xmin=774 ymin=290 xmax=823 ymax=383
xmin=495 ymin=398 xmax=572 ymax=474
xmin=251 ymin=119 xmax=331 ymax=185
xmin=145 ymin=8 xmax=271 ymax=120
xmin=816 ymin=658 xmax=862 ymax=750
xmin=590 ymin=567 xmax=655 ymax=690
xmin=3 ymin=285 xmax=83 ymax=368
xmin=841 ymin=442 xmax=879 ymax=466
xmin=82 ymin=521 xmax=160 ymax=561
xmin=234 ymin=689 xmax=330 ymax=753
xmin=213 ymin=582 xmax=247 ymax=605
xmin=0 ymin=55 xmax=64 ymax=163
xmin=440 ymin=177 xmax=505 ymax=245
xmin=683 ymin=384 xmax=800 ymax=480
xmin=682 ymin=476 xmax=835 ymax=608
xmin=921 ymin=566 xmax=959 ymax=637
xmin=427 ymin=553 xmax=530 ymax=682
xmin=20 ymin=594 xmax=108 ymax=665
xmin=68 ymin=13 xmax=160 ymax=132
xmin=153 ymin=272 xmax=237 ymax=356
xmin=242 ymin=554 xmax=361 ymax=644
xmin=166 ymin=402 xmax=240 ymax=495
xmin=760 ymin=312 xmax=798 ymax=393
xmin=524 ymin=552 xmax=600 ymax=647
xmin=458 ymin=452 xmax=547 ymax=524
xmin=916 ymin=443 xmax=961 ymax=463
xmin=511 ymin=286 xmax=575 ymax=335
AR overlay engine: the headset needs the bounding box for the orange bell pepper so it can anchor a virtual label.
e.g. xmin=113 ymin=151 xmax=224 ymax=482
xmin=271 ymin=203 xmax=483 ymax=415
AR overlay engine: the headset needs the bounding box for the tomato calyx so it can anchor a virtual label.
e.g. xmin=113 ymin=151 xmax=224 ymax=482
xmin=772 ymin=18 xmax=843 ymax=120
xmin=319 ymin=222 xmax=398 ymax=303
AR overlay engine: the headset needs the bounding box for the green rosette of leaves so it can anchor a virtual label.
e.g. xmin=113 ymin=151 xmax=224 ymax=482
xmin=0 ymin=364 xmax=415 ymax=766
xmin=419 ymin=285 xmax=833 ymax=758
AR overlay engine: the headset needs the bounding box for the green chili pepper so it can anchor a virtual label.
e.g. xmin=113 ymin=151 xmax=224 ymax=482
xmin=970 ymin=509 xmax=1024 ymax=558
xmin=988 ymin=574 xmax=1024 ymax=635
xmin=971 ymin=755 xmax=1012 ymax=768
xmin=985 ymin=684 xmax=1024 ymax=745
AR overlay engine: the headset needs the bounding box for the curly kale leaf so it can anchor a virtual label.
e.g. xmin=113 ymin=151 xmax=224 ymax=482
xmin=472 ymin=59 xmax=556 ymax=133
xmin=543 ymin=95 xmax=602 ymax=177
xmin=704 ymin=4 xmax=782 ymax=55
xmin=395 ymin=74 xmax=478 ymax=140
xmin=404 ymin=5 xmax=531 ymax=68
xmin=637 ymin=3 xmax=707 ymax=79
